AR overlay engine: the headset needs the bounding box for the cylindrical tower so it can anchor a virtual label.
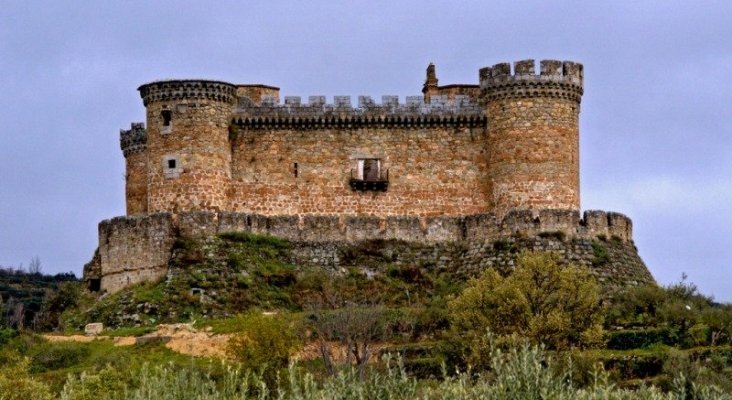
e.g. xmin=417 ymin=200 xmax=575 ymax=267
xmin=120 ymin=122 xmax=148 ymax=215
xmin=480 ymin=59 xmax=583 ymax=216
xmin=138 ymin=80 xmax=237 ymax=213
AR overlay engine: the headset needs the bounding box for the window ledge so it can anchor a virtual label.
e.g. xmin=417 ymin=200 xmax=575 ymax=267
xmin=349 ymin=178 xmax=389 ymax=192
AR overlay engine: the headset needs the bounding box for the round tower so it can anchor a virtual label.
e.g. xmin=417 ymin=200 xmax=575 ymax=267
xmin=479 ymin=59 xmax=583 ymax=216
xmin=138 ymin=80 xmax=237 ymax=213
xmin=120 ymin=122 xmax=148 ymax=215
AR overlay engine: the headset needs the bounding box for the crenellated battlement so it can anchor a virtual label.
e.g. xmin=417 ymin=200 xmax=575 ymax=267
xmin=119 ymin=122 xmax=147 ymax=157
xmin=138 ymin=79 xmax=238 ymax=106
xmin=232 ymin=94 xmax=485 ymax=128
xmin=99 ymin=209 xmax=634 ymax=246
xmin=479 ymin=59 xmax=583 ymax=102
xmin=93 ymin=58 xmax=655 ymax=294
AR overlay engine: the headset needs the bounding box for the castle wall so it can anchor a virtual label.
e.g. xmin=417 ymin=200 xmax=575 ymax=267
xmin=290 ymin=236 xmax=655 ymax=293
xmin=236 ymin=84 xmax=280 ymax=104
xmin=229 ymin=123 xmax=491 ymax=217
xmin=95 ymin=209 xmax=642 ymax=294
xmin=124 ymin=152 xmax=148 ymax=215
xmin=481 ymin=60 xmax=583 ymax=216
xmin=97 ymin=213 xmax=176 ymax=294
xmin=139 ymin=81 xmax=237 ymax=213
xmin=120 ymin=123 xmax=148 ymax=215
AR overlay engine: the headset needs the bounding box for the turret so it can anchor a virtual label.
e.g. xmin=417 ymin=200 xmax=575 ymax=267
xmin=479 ymin=59 xmax=583 ymax=216
xmin=138 ymin=80 xmax=237 ymax=213
xmin=422 ymin=63 xmax=439 ymax=102
xmin=120 ymin=122 xmax=148 ymax=215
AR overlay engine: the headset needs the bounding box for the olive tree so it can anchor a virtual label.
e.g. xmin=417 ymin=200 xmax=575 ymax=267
xmin=448 ymin=251 xmax=604 ymax=352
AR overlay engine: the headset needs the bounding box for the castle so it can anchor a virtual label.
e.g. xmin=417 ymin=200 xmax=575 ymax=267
xmin=84 ymin=59 xmax=655 ymax=294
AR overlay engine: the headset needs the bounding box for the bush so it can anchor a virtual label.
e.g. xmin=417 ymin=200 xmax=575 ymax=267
xmin=448 ymin=251 xmax=604 ymax=353
xmin=0 ymin=351 xmax=53 ymax=400
xmin=606 ymin=328 xmax=676 ymax=350
xmin=590 ymin=240 xmax=609 ymax=266
xmin=0 ymin=327 xmax=17 ymax=346
xmin=30 ymin=341 xmax=91 ymax=373
xmin=227 ymin=311 xmax=300 ymax=376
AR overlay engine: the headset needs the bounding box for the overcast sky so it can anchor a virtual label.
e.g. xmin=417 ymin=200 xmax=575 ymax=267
xmin=1 ymin=1 xmax=730 ymax=300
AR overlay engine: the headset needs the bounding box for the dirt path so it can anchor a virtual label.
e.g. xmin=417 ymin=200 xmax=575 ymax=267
xmin=44 ymin=324 xmax=389 ymax=363
xmin=43 ymin=323 xmax=232 ymax=358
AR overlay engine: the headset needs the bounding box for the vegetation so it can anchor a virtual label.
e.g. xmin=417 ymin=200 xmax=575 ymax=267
xmin=227 ymin=311 xmax=300 ymax=383
xmin=0 ymin=265 xmax=79 ymax=331
xmin=5 ymin=234 xmax=732 ymax=397
xmin=1 ymin=334 xmax=731 ymax=399
xmin=448 ymin=252 xmax=604 ymax=354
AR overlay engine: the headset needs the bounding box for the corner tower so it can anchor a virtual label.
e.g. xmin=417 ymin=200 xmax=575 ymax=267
xmin=120 ymin=122 xmax=148 ymax=215
xmin=138 ymin=80 xmax=237 ymax=213
xmin=480 ymin=59 xmax=583 ymax=216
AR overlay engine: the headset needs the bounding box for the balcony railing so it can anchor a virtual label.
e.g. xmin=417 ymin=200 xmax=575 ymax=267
xmin=349 ymin=169 xmax=389 ymax=192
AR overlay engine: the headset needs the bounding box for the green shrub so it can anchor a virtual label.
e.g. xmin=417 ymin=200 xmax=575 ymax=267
xmin=30 ymin=341 xmax=91 ymax=373
xmin=0 ymin=327 xmax=18 ymax=346
xmin=227 ymin=311 xmax=300 ymax=376
xmin=0 ymin=352 xmax=53 ymax=400
xmin=606 ymin=328 xmax=676 ymax=350
xmin=591 ymin=240 xmax=609 ymax=266
xmin=448 ymin=252 xmax=604 ymax=352
xmin=218 ymin=231 xmax=289 ymax=249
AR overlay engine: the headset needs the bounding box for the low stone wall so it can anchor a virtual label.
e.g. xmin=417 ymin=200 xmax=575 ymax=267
xmin=94 ymin=209 xmax=643 ymax=294
xmin=97 ymin=213 xmax=176 ymax=293
xmin=289 ymin=236 xmax=655 ymax=292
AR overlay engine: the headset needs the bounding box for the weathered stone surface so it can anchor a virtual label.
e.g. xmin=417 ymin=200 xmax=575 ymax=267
xmin=85 ymin=323 xmax=103 ymax=336
xmin=94 ymin=59 xmax=654 ymax=294
xmin=92 ymin=209 xmax=652 ymax=294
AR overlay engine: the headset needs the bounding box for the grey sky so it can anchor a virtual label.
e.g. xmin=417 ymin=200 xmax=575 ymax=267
xmin=1 ymin=1 xmax=730 ymax=300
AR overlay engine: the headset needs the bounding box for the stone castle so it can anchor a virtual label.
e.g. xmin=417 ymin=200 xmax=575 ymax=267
xmin=84 ymin=59 xmax=655 ymax=294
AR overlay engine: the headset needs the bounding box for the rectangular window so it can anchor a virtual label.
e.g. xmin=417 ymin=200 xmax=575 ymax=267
xmin=363 ymin=159 xmax=380 ymax=181
xmin=350 ymin=158 xmax=388 ymax=191
xmin=163 ymin=155 xmax=181 ymax=179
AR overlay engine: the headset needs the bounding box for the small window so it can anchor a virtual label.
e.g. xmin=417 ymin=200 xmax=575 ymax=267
xmin=350 ymin=158 xmax=388 ymax=191
xmin=293 ymin=162 xmax=298 ymax=178
xmin=163 ymin=155 xmax=181 ymax=178
xmin=88 ymin=279 xmax=101 ymax=292
xmin=161 ymin=108 xmax=173 ymax=134
xmin=161 ymin=109 xmax=172 ymax=126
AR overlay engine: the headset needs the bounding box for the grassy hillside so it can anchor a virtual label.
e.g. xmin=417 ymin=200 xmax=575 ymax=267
xmin=4 ymin=232 xmax=731 ymax=397
xmin=0 ymin=268 xmax=78 ymax=331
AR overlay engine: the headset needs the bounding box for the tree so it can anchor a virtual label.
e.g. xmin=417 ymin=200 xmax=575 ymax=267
xmin=28 ymin=256 xmax=42 ymax=275
xmin=227 ymin=311 xmax=300 ymax=381
xmin=308 ymin=304 xmax=387 ymax=379
xmin=448 ymin=251 xmax=604 ymax=352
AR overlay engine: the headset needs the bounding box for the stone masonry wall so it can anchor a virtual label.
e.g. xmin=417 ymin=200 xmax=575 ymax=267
xmin=481 ymin=60 xmax=583 ymax=216
xmin=230 ymin=123 xmax=490 ymax=217
xmin=228 ymin=95 xmax=486 ymax=217
xmin=290 ymin=236 xmax=655 ymax=293
xmin=120 ymin=123 xmax=148 ymax=215
xmin=140 ymin=81 xmax=236 ymax=213
xmin=97 ymin=213 xmax=176 ymax=293
xmin=95 ymin=209 xmax=647 ymax=294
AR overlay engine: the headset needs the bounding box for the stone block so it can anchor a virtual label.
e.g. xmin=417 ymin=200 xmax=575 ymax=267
xmin=85 ymin=323 xmax=103 ymax=336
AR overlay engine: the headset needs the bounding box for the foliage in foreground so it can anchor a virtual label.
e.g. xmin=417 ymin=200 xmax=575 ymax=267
xmin=36 ymin=339 xmax=732 ymax=399
xmin=1 ymin=331 xmax=729 ymax=399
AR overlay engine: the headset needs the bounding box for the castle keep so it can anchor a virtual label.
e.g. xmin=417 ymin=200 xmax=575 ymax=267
xmin=85 ymin=59 xmax=655 ymax=294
